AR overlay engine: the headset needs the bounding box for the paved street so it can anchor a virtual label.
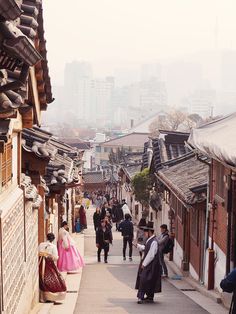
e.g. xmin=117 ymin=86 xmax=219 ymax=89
xmin=74 ymin=208 xmax=212 ymax=314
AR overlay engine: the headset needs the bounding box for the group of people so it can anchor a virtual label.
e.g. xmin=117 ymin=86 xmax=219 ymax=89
xmin=91 ymin=193 xmax=172 ymax=304
xmin=38 ymin=221 xmax=85 ymax=303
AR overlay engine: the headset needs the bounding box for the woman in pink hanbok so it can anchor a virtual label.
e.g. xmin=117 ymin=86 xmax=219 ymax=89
xmin=57 ymin=221 xmax=85 ymax=272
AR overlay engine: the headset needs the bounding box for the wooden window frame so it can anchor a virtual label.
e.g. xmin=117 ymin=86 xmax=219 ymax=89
xmin=1 ymin=140 xmax=12 ymax=189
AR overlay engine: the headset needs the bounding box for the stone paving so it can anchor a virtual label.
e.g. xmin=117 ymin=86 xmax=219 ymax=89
xmin=74 ymin=207 xmax=227 ymax=314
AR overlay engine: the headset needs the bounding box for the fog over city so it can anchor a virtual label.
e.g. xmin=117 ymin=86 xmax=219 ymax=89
xmin=42 ymin=0 xmax=236 ymax=132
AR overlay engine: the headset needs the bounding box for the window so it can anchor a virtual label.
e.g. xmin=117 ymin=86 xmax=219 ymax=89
xmin=215 ymin=162 xmax=225 ymax=199
xmin=96 ymin=146 xmax=101 ymax=153
xmin=104 ymin=147 xmax=111 ymax=153
xmin=1 ymin=141 xmax=12 ymax=188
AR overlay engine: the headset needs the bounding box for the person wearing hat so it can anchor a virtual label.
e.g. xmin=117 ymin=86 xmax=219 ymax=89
xmin=134 ymin=221 xmax=162 ymax=304
xmin=157 ymin=224 xmax=169 ymax=278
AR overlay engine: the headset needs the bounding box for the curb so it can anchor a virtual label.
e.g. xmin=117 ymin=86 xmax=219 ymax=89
xmin=166 ymin=259 xmax=222 ymax=304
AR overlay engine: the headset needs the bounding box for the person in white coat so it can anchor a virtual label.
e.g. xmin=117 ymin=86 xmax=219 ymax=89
xmin=121 ymin=199 xmax=131 ymax=217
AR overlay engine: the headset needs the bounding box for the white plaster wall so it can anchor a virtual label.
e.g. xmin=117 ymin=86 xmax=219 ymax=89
xmin=161 ymin=201 xmax=170 ymax=229
xmin=203 ymin=237 xmax=226 ymax=291
xmin=189 ymin=263 xmax=199 ymax=281
xmin=214 ymin=241 xmax=226 ymax=291
xmin=173 ymin=240 xmax=183 ymax=270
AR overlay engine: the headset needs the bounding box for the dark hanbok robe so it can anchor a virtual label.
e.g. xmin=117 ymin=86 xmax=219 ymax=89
xmin=135 ymin=236 xmax=162 ymax=295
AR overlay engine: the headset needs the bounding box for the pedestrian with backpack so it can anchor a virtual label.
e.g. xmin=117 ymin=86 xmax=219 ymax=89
xmin=157 ymin=224 xmax=171 ymax=278
xmin=220 ymin=268 xmax=236 ymax=313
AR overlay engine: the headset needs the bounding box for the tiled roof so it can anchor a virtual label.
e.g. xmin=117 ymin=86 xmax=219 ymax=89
xmin=22 ymin=127 xmax=81 ymax=187
xmin=158 ymin=155 xmax=208 ymax=204
xmin=59 ymin=137 xmax=91 ymax=150
xmin=21 ymin=173 xmax=42 ymax=209
xmin=83 ymin=171 xmax=105 ymax=184
xmin=102 ymin=132 xmax=149 ymax=148
xmin=150 ymin=130 xmax=190 ymax=172
xmin=124 ymin=164 xmax=141 ymax=179
xmin=0 ymin=0 xmax=53 ymax=118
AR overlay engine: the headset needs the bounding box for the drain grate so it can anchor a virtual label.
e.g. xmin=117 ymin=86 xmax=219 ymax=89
xmin=67 ymin=291 xmax=78 ymax=293
xmin=180 ymin=288 xmax=196 ymax=291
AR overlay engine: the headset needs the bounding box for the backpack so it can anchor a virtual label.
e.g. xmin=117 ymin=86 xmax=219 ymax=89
xmin=162 ymin=236 xmax=174 ymax=254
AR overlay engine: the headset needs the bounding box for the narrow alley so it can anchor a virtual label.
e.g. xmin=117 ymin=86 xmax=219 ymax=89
xmin=74 ymin=207 xmax=224 ymax=314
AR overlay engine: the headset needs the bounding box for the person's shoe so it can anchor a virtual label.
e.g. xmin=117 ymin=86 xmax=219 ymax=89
xmin=123 ymin=257 xmax=126 ymax=261
xmin=104 ymin=260 xmax=108 ymax=263
xmin=137 ymin=299 xmax=144 ymax=304
xmin=143 ymin=297 xmax=154 ymax=303
xmin=98 ymin=259 xmax=101 ymax=262
xmin=129 ymin=257 xmax=132 ymax=261
xmin=162 ymin=274 xmax=168 ymax=278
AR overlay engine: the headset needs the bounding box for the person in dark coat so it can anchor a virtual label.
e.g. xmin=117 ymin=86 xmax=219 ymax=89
xmin=118 ymin=214 xmax=134 ymax=261
xmin=112 ymin=200 xmax=124 ymax=230
xmin=96 ymin=220 xmax=113 ymax=263
xmin=134 ymin=221 xmax=162 ymax=304
xmin=220 ymin=268 xmax=236 ymax=314
xmin=93 ymin=207 xmax=101 ymax=231
xmin=157 ymin=224 xmax=169 ymax=277
xmin=79 ymin=205 xmax=87 ymax=230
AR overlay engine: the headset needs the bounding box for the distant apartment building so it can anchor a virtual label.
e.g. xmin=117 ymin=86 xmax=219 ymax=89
xmin=90 ymin=77 xmax=114 ymax=125
xmin=186 ymin=89 xmax=216 ymax=118
xmin=64 ymin=61 xmax=93 ymax=122
xmin=112 ymin=78 xmax=167 ymax=128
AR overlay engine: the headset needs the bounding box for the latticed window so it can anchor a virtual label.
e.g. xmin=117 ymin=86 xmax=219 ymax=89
xmin=1 ymin=141 xmax=12 ymax=187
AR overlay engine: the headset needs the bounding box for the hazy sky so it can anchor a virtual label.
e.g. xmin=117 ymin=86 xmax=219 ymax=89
xmin=43 ymin=0 xmax=236 ymax=84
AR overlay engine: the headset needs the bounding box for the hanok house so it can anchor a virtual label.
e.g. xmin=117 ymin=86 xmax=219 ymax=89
xmin=144 ymin=130 xmax=191 ymax=231
xmin=83 ymin=171 xmax=106 ymax=193
xmin=95 ymin=132 xmax=149 ymax=167
xmin=188 ymin=112 xmax=236 ymax=291
xmin=0 ymin=1 xmax=53 ymax=313
xmin=157 ymin=155 xmax=208 ymax=282
xmin=22 ymin=127 xmax=83 ymax=237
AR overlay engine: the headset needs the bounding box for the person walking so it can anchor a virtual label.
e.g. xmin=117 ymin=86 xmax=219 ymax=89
xmin=96 ymin=219 xmax=113 ymax=263
xmin=112 ymin=200 xmax=124 ymax=231
xmin=79 ymin=205 xmax=87 ymax=231
xmin=38 ymin=233 xmax=67 ymax=303
xmin=57 ymin=221 xmax=85 ymax=272
xmin=93 ymin=207 xmax=101 ymax=231
xmin=121 ymin=199 xmax=131 ymax=218
xmin=136 ymin=218 xmax=147 ymax=259
xmin=220 ymin=268 xmax=236 ymax=313
xmin=157 ymin=224 xmax=170 ymax=277
xmin=118 ymin=213 xmax=134 ymax=261
xmin=135 ymin=221 xmax=162 ymax=304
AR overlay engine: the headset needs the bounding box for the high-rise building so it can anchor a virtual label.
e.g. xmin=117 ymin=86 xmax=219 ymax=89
xmin=64 ymin=61 xmax=93 ymax=122
xmin=186 ymin=89 xmax=216 ymax=118
xmin=90 ymin=77 xmax=114 ymax=126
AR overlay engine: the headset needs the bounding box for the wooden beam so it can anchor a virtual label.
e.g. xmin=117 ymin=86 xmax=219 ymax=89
xmin=29 ymin=67 xmax=41 ymax=126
